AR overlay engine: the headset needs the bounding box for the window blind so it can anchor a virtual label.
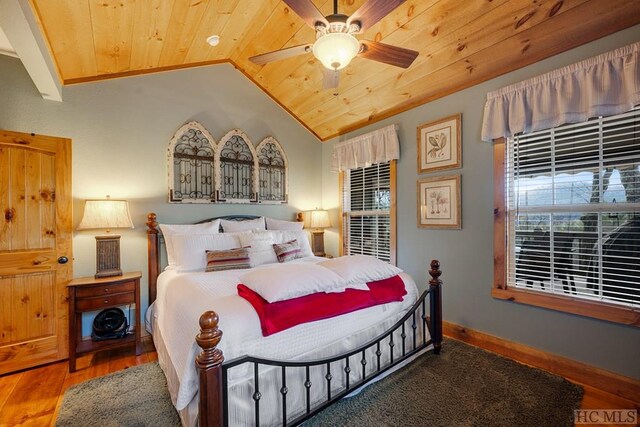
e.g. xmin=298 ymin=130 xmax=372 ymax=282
xmin=343 ymin=162 xmax=392 ymax=262
xmin=506 ymin=108 xmax=640 ymax=307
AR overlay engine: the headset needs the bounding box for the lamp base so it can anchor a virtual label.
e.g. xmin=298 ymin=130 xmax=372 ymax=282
xmin=95 ymin=235 xmax=123 ymax=279
xmin=311 ymin=230 xmax=326 ymax=258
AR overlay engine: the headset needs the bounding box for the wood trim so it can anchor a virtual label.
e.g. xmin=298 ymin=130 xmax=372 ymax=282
xmin=493 ymin=140 xmax=506 ymax=290
xmin=443 ymin=320 xmax=640 ymax=403
xmin=492 ymin=287 xmax=640 ymax=326
xmin=338 ymin=171 xmax=344 ymax=257
xmin=492 ymin=139 xmax=640 ymax=327
xmin=390 ymin=160 xmax=397 ymax=266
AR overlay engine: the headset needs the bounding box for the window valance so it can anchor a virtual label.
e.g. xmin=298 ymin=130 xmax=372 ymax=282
xmin=481 ymin=41 xmax=640 ymax=142
xmin=331 ymin=124 xmax=400 ymax=172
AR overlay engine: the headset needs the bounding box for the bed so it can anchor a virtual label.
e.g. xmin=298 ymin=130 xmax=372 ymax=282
xmin=145 ymin=213 xmax=443 ymax=427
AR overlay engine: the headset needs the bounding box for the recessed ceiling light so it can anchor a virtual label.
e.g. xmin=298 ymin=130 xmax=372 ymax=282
xmin=206 ymin=35 xmax=220 ymax=47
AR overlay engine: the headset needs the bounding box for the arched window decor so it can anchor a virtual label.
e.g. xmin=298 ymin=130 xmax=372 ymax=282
xmin=168 ymin=121 xmax=217 ymax=203
xmin=216 ymin=129 xmax=258 ymax=203
xmin=256 ymin=137 xmax=288 ymax=203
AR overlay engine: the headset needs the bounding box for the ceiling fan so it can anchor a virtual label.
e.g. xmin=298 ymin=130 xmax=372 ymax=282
xmin=249 ymin=0 xmax=418 ymax=90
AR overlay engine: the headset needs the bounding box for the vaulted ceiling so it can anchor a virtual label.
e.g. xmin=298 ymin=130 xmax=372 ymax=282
xmin=29 ymin=0 xmax=640 ymax=141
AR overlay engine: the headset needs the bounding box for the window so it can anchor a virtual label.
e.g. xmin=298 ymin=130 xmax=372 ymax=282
xmin=494 ymin=108 xmax=640 ymax=325
xmin=341 ymin=160 xmax=396 ymax=264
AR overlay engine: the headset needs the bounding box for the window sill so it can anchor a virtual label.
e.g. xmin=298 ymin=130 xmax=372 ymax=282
xmin=492 ymin=287 xmax=640 ymax=327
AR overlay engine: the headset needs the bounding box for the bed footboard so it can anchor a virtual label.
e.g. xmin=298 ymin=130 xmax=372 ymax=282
xmin=195 ymin=260 xmax=444 ymax=427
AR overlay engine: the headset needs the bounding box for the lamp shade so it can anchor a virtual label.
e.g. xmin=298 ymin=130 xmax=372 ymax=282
xmin=77 ymin=199 xmax=134 ymax=231
xmin=305 ymin=210 xmax=331 ymax=229
xmin=312 ymin=33 xmax=360 ymax=70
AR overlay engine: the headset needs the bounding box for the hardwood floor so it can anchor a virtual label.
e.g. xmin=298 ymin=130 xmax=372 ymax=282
xmin=0 ymin=339 xmax=637 ymax=426
xmin=0 ymin=340 xmax=156 ymax=427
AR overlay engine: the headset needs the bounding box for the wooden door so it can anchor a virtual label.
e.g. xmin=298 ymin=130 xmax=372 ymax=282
xmin=0 ymin=130 xmax=72 ymax=374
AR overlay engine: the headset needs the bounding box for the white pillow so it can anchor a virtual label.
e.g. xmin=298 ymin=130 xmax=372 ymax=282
xmin=160 ymin=220 xmax=220 ymax=268
xmin=171 ymin=233 xmax=241 ymax=272
xmin=319 ymin=255 xmax=402 ymax=284
xmin=240 ymin=264 xmax=347 ymax=303
xmin=221 ymin=217 xmax=265 ymax=232
xmin=239 ymin=231 xmax=278 ymax=267
xmin=278 ymin=230 xmax=313 ymax=257
xmin=266 ymin=217 xmax=304 ymax=231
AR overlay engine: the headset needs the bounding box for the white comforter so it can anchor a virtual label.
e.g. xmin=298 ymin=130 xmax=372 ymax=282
xmin=152 ymin=256 xmax=419 ymax=412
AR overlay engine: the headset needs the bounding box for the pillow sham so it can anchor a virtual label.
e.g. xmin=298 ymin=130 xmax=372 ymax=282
xmin=205 ymin=247 xmax=250 ymax=272
xmin=171 ymin=233 xmax=241 ymax=272
xmin=239 ymin=231 xmax=278 ymax=267
xmin=265 ymin=217 xmax=304 ymax=231
xmin=220 ymin=217 xmax=265 ymax=232
xmin=159 ymin=220 xmax=220 ymax=268
xmin=278 ymin=230 xmax=313 ymax=258
xmin=239 ymin=263 xmax=347 ymax=303
xmin=273 ymin=239 xmax=303 ymax=263
xmin=319 ymin=255 xmax=402 ymax=285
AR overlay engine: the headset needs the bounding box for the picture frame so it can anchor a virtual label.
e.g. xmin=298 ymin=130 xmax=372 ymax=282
xmin=417 ymin=114 xmax=461 ymax=174
xmin=417 ymin=175 xmax=461 ymax=229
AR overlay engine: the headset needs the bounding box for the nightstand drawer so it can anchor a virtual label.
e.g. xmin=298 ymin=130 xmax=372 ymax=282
xmin=75 ymin=292 xmax=134 ymax=311
xmin=75 ymin=281 xmax=135 ymax=298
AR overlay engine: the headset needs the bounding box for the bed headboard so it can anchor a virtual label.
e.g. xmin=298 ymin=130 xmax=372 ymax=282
xmin=146 ymin=212 xmax=263 ymax=304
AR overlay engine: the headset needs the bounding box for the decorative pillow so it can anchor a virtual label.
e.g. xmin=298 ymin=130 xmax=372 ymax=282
xmin=239 ymin=231 xmax=278 ymax=267
xmin=278 ymin=230 xmax=313 ymax=258
xmin=159 ymin=220 xmax=220 ymax=269
xmin=273 ymin=239 xmax=303 ymax=263
xmin=239 ymin=263 xmax=347 ymax=303
xmin=319 ymin=255 xmax=402 ymax=285
xmin=221 ymin=217 xmax=266 ymax=232
xmin=205 ymin=247 xmax=250 ymax=272
xmin=265 ymin=217 xmax=304 ymax=231
xmin=171 ymin=233 xmax=241 ymax=272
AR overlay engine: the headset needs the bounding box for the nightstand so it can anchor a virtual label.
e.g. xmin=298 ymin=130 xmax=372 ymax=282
xmin=67 ymin=271 xmax=142 ymax=372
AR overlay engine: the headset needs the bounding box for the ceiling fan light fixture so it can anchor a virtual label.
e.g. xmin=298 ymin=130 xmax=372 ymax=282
xmin=312 ymin=32 xmax=360 ymax=70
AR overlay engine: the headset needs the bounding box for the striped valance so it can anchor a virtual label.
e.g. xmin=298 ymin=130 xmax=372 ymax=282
xmin=481 ymin=41 xmax=640 ymax=142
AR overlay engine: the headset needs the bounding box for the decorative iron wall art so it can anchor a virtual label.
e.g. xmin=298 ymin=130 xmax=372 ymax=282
xmin=215 ymin=129 xmax=259 ymax=203
xmin=167 ymin=124 xmax=289 ymax=204
xmin=168 ymin=121 xmax=217 ymax=203
xmin=256 ymin=137 xmax=288 ymax=203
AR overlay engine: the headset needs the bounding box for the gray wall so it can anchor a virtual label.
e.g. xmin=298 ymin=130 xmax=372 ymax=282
xmin=0 ymin=57 xmax=323 ymax=333
xmin=322 ymin=26 xmax=640 ymax=379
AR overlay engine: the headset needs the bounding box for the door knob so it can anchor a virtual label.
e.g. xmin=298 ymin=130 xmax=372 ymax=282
xmin=57 ymin=256 xmax=69 ymax=264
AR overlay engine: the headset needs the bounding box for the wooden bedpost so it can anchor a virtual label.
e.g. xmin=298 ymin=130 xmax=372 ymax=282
xmin=429 ymin=260 xmax=443 ymax=355
xmin=146 ymin=212 xmax=160 ymax=304
xmin=196 ymin=311 xmax=225 ymax=427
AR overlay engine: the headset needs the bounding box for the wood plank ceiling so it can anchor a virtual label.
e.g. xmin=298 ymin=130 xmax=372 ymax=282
xmin=29 ymin=0 xmax=640 ymax=141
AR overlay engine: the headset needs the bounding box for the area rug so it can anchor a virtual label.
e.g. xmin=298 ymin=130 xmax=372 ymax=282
xmin=55 ymin=340 xmax=583 ymax=427
xmin=55 ymin=363 xmax=180 ymax=427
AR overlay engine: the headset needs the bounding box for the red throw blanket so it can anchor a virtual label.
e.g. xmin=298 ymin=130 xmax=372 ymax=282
xmin=237 ymin=275 xmax=407 ymax=336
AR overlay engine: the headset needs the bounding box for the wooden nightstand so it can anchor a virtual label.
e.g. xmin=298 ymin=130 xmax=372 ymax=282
xmin=67 ymin=271 xmax=142 ymax=372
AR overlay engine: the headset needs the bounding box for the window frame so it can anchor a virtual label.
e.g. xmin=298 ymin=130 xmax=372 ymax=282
xmin=493 ymin=139 xmax=640 ymax=327
xmin=339 ymin=160 xmax=397 ymax=265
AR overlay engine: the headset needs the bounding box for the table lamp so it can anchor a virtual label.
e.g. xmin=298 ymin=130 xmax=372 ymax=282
xmin=304 ymin=209 xmax=331 ymax=257
xmin=77 ymin=196 xmax=134 ymax=278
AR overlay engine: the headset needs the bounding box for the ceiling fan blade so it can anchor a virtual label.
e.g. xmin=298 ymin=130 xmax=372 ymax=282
xmin=249 ymin=44 xmax=313 ymax=65
xmin=322 ymin=68 xmax=340 ymax=90
xmin=282 ymin=0 xmax=328 ymax=29
xmin=348 ymin=0 xmax=406 ymax=32
xmin=359 ymin=40 xmax=418 ymax=68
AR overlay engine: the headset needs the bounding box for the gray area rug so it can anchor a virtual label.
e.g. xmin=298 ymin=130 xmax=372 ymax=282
xmin=55 ymin=340 xmax=582 ymax=427
xmin=55 ymin=363 xmax=180 ymax=427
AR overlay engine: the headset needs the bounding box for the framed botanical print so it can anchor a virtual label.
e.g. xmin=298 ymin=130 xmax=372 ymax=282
xmin=417 ymin=175 xmax=461 ymax=229
xmin=417 ymin=114 xmax=461 ymax=174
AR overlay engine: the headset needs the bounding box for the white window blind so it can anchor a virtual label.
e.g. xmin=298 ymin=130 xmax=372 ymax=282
xmin=506 ymin=108 xmax=640 ymax=308
xmin=343 ymin=161 xmax=392 ymax=262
